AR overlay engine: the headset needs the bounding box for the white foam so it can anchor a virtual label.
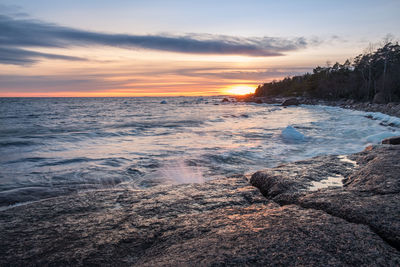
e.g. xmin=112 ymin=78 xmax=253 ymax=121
xmin=158 ymin=160 xmax=204 ymax=184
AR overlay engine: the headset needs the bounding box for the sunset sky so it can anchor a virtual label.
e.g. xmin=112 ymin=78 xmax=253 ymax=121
xmin=1 ymin=0 xmax=399 ymax=97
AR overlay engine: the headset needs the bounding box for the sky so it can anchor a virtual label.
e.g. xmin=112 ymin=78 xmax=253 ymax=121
xmin=0 ymin=0 xmax=399 ymax=97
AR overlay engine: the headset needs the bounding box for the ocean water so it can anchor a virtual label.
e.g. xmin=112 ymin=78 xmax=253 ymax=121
xmin=1 ymin=96 xmax=399 ymax=207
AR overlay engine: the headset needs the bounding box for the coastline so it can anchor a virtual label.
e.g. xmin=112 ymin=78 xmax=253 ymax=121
xmin=1 ymin=143 xmax=400 ymax=265
xmin=235 ymin=95 xmax=400 ymax=118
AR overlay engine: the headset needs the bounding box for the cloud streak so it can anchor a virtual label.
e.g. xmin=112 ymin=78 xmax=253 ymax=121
xmin=0 ymin=14 xmax=311 ymax=65
xmin=0 ymin=66 xmax=313 ymax=94
xmin=0 ymin=46 xmax=86 ymax=65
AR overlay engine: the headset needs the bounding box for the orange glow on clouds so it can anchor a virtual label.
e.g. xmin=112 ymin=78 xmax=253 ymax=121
xmin=0 ymin=46 xmax=307 ymax=97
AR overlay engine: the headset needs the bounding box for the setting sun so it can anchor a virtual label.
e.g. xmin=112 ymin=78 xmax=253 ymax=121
xmin=224 ymin=85 xmax=256 ymax=95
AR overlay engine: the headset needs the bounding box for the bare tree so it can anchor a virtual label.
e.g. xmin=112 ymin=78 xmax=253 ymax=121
xmin=381 ymin=34 xmax=394 ymax=101
xmin=365 ymin=43 xmax=376 ymax=96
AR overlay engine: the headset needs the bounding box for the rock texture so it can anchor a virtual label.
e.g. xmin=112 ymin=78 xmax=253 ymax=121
xmin=251 ymin=145 xmax=400 ymax=252
xmin=1 ymin=146 xmax=400 ymax=265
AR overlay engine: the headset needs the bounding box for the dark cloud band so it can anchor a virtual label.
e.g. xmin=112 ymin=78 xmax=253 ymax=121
xmin=0 ymin=14 xmax=310 ymax=65
xmin=0 ymin=46 xmax=86 ymax=65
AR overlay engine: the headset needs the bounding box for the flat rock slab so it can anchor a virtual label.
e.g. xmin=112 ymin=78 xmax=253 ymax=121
xmin=251 ymin=145 xmax=400 ymax=251
xmin=1 ymin=147 xmax=400 ymax=265
xmin=137 ymin=204 xmax=400 ymax=266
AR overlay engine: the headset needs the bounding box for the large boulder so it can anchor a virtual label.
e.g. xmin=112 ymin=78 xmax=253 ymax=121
xmin=281 ymin=98 xmax=300 ymax=106
xmin=373 ymin=92 xmax=386 ymax=104
xmin=251 ymin=145 xmax=400 ymax=250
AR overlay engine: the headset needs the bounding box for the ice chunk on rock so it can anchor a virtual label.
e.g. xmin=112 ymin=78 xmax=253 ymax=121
xmin=281 ymin=126 xmax=305 ymax=142
xmin=365 ymin=112 xmax=400 ymax=127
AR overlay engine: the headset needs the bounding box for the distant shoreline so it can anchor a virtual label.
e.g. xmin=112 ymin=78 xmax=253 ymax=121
xmin=235 ymin=95 xmax=400 ymax=118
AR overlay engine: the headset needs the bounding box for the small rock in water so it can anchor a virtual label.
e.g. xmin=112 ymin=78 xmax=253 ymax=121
xmin=382 ymin=136 xmax=400 ymax=145
xmin=221 ymin=98 xmax=230 ymax=103
xmin=160 ymin=100 xmax=167 ymax=104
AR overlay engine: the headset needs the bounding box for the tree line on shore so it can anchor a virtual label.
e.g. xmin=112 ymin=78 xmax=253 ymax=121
xmin=254 ymin=40 xmax=400 ymax=103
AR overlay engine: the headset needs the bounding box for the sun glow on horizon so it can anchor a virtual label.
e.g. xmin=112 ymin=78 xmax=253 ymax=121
xmin=223 ymin=85 xmax=256 ymax=95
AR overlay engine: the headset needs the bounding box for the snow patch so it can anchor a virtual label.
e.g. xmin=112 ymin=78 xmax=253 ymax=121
xmin=308 ymin=174 xmax=343 ymax=191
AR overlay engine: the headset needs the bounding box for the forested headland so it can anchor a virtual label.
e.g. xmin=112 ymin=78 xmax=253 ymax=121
xmin=254 ymin=41 xmax=400 ymax=103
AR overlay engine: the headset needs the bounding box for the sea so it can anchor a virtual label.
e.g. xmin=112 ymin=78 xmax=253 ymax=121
xmin=1 ymin=96 xmax=399 ymax=208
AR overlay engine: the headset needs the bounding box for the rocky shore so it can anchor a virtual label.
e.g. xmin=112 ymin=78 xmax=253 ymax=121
xmin=1 ymin=144 xmax=400 ymax=266
xmin=235 ymin=95 xmax=400 ymax=117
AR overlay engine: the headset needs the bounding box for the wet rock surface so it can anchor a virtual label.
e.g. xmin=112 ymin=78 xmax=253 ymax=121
xmin=251 ymin=154 xmax=355 ymax=198
xmin=382 ymin=136 xmax=400 ymax=145
xmin=1 ymin=147 xmax=400 ymax=265
xmin=251 ymin=145 xmax=400 ymax=252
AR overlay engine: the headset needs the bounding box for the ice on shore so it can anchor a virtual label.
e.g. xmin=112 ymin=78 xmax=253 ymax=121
xmin=281 ymin=126 xmax=306 ymax=143
xmin=365 ymin=112 xmax=400 ymax=127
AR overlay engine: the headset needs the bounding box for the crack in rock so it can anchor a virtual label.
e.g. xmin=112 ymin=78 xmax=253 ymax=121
xmin=251 ymin=145 xmax=400 ymax=252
